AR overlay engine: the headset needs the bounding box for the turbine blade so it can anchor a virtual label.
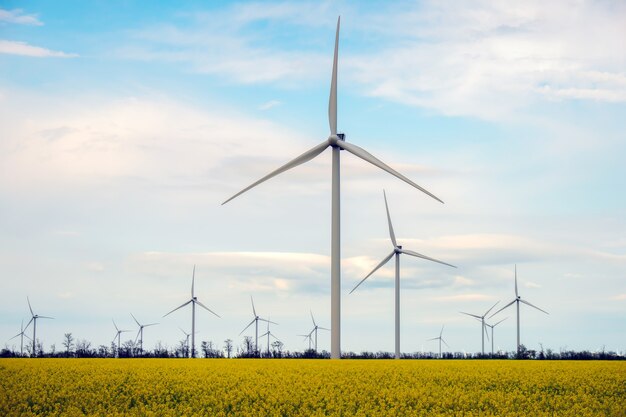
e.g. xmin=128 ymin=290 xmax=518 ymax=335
xmin=489 ymin=299 xmax=516 ymax=318
xmin=8 ymin=332 xmax=22 ymax=341
xmin=349 ymin=251 xmax=395 ymax=294
xmin=494 ymin=317 xmax=508 ymax=327
xmin=515 ymin=264 xmax=518 ymax=298
xmin=483 ymin=323 xmax=490 ymax=341
xmin=38 ymin=316 xmax=54 ymax=320
xmin=239 ymin=318 xmax=256 ymax=336
xmin=112 ymin=319 xmax=119 ymax=332
xmin=258 ymin=318 xmax=278 ymax=325
xmin=191 ymin=265 xmax=196 ymax=298
xmin=27 ymin=296 xmax=34 ymax=316
xmin=459 ymin=312 xmax=482 ymax=319
xmin=426 ymin=337 xmax=439 ymax=341
xmin=337 ymin=140 xmax=444 ymax=204
xmin=440 ymin=325 xmax=444 ymax=337
xmin=399 ymin=248 xmax=456 ymax=268
xmin=442 ymin=339 xmax=450 ymax=348
xmin=310 ymin=310 xmax=317 ymax=327
xmin=328 ymin=16 xmax=340 ymax=135
xmin=222 ymin=141 xmax=329 ymax=205
xmin=319 ymin=327 xmax=330 ymax=331
xmin=163 ymin=300 xmax=192 ymax=317
xmin=196 ymin=300 xmax=221 ymax=318
xmin=520 ymin=298 xmax=549 ymax=315
xmin=251 ymin=296 xmax=256 ymax=317
xmin=25 ymin=317 xmax=34 ymax=330
xmin=483 ymin=300 xmax=500 ymax=317
xmin=383 ymin=190 xmax=397 ymax=247
xmin=131 ymin=313 xmax=141 ymax=326
xmin=145 ymin=323 xmax=158 ymax=327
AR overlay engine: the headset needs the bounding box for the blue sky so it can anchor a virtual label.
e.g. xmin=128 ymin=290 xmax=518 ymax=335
xmin=1 ymin=0 xmax=625 ymax=355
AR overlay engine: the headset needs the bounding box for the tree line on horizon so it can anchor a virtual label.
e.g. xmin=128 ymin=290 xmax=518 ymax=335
xmin=2 ymin=333 xmax=623 ymax=360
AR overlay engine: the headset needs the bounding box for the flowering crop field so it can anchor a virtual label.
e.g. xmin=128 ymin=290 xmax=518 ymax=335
xmin=1 ymin=359 xmax=624 ymax=416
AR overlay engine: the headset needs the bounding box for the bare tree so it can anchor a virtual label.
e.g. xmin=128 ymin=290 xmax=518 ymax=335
xmin=63 ymin=333 xmax=74 ymax=357
xmin=224 ymin=339 xmax=233 ymax=358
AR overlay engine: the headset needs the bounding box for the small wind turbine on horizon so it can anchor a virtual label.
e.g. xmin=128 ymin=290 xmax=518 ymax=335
xmin=259 ymin=316 xmax=280 ymax=356
xmin=112 ymin=319 xmax=130 ymax=358
xmin=239 ymin=296 xmax=276 ymax=355
xmin=8 ymin=319 xmax=32 ymax=356
xmin=163 ymin=265 xmax=220 ymax=358
xmin=350 ymin=190 xmax=456 ymax=359
xmin=131 ymin=313 xmax=157 ymax=356
xmin=485 ymin=317 xmax=507 ymax=356
xmin=427 ymin=325 xmax=449 ymax=359
xmin=490 ymin=265 xmax=548 ymax=354
xmin=179 ymin=327 xmax=193 ymax=357
xmin=25 ymin=297 xmax=54 ymax=357
xmin=307 ymin=311 xmax=330 ymax=353
xmin=298 ymin=332 xmax=313 ymax=351
xmin=460 ymin=301 xmax=499 ymax=356
xmin=222 ymin=16 xmax=445 ymax=360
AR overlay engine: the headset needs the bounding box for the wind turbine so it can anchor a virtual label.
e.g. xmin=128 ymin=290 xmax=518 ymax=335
xmin=25 ymin=297 xmax=54 ymax=357
xmin=222 ymin=17 xmax=444 ymax=360
xmin=131 ymin=313 xmax=157 ymax=356
xmin=258 ymin=317 xmax=280 ymax=356
xmin=308 ymin=311 xmax=330 ymax=352
xmin=459 ymin=301 xmax=499 ymax=356
xmin=427 ymin=325 xmax=449 ymax=359
xmin=163 ymin=265 xmax=220 ymax=358
xmin=490 ymin=265 xmax=548 ymax=354
xmin=298 ymin=333 xmax=313 ymax=351
xmin=179 ymin=327 xmax=192 ymax=357
xmin=112 ymin=320 xmax=130 ymax=358
xmin=350 ymin=190 xmax=456 ymax=359
xmin=485 ymin=317 xmax=507 ymax=356
xmin=239 ymin=296 xmax=276 ymax=355
xmin=8 ymin=319 xmax=31 ymax=356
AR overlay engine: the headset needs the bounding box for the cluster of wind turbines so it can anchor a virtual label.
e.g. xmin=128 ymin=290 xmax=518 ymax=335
xmin=9 ymin=17 xmax=549 ymax=359
xmin=9 ymin=297 xmax=54 ymax=357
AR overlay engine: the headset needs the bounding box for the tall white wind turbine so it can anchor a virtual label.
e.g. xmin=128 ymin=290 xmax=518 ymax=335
xmin=485 ymin=317 xmax=507 ymax=356
xmin=25 ymin=297 xmax=54 ymax=357
xmin=259 ymin=317 xmax=280 ymax=356
xmin=459 ymin=301 xmax=499 ymax=356
xmin=9 ymin=319 xmax=31 ymax=356
xmin=112 ymin=319 xmax=130 ymax=357
xmin=239 ymin=296 xmax=276 ymax=355
xmin=308 ymin=311 xmax=330 ymax=353
xmin=163 ymin=265 xmax=220 ymax=358
xmin=350 ymin=190 xmax=455 ymax=359
xmin=222 ymin=17 xmax=444 ymax=359
xmin=427 ymin=325 xmax=449 ymax=359
xmin=490 ymin=265 xmax=548 ymax=354
xmin=131 ymin=313 xmax=158 ymax=356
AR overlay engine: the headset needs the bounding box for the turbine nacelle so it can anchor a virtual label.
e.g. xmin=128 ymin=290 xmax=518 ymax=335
xmin=328 ymin=133 xmax=346 ymax=147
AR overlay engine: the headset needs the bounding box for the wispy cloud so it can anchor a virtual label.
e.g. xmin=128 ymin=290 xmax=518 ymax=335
xmin=0 ymin=40 xmax=77 ymax=57
xmin=0 ymin=8 xmax=42 ymax=26
xmin=259 ymin=100 xmax=281 ymax=110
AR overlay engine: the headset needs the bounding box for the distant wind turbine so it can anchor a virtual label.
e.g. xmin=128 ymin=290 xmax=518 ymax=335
xmin=298 ymin=333 xmax=313 ymax=351
xmin=9 ymin=319 xmax=31 ymax=356
xmin=131 ymin=313 xmax=157 ymax=356
xmin=308 ymin=311 xmax=330 ymax=353
xmin=25 ymin=297 xmax=54 ymax=357
xmin=258 ymin=317 xmax=280 ymax=356
xmin=222 ymin=17 xmax=444 ymax=360
xmin=427 ymin=325 xmax=449 ymax=359
xmin=112 ymin=319 xmax=130 ymax=358
xmin=163 ymin=265 xmax=220 ymax=358
xmin=490 ymin=265 xmax=548 ymax=354
xmin=350 ymin=190 xmax=456 ymax=359
xmin=460 ymin=301 xmax=499 ymax=356
xmin=485 ymin=317 xmax=507 ymax=356
xmin=239 ymin=296 xmax=276 ymax=355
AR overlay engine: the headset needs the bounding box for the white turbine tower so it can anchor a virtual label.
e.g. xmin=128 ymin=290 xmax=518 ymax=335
xmin=460 ymin=301 xmax=499 ymax=356
xmin=9 ymin=319 xmax=31 ymax=356
xmin=112 ymin=320 xmax=130 ymax=358
xmin=427 ymin=325 xmax=449 ymax=359
xmin=222 ymin=17 xmax=444 ymax=359
xmin=163 ymin=265 xmax=220 ymax=358
xmin=490 ymin=265 xmax=548 ymax=354
xmin=239 ymin=296 xmax=276 ymax=356
xmin=350 ymin=190 xmax=455 ymax=359
xmin=485 ymin=317 xmax=507 ymax=356
xmin=131 ymin=313 xmax=157 ymax=356
xmin=25 ymin=297 xmax=53 ymax=357
xmin=308 ymin=311 xmax=330 ymax=353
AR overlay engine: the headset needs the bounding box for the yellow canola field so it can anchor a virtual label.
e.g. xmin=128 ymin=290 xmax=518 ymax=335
xmin=1 ymin=359 xmax=624 ymax=416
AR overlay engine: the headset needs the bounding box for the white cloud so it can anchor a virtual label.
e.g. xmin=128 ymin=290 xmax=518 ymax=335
xmin=0 ymin=8 xmax=42 ymax=26
xmin=0 ymin=40 xmax=77 ymax=57
xmin=259 ymin=100 xmax=281 ymax=110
